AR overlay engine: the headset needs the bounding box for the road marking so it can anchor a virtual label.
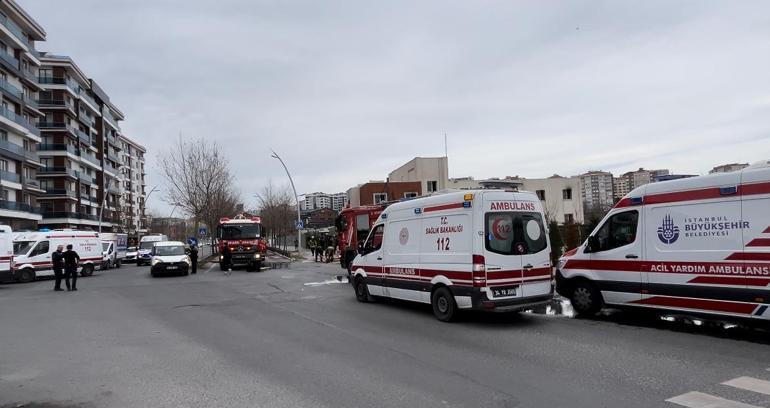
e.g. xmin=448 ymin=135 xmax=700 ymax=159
xmin=666 ymin=391 xmax=760 ymax=408
xmin=723 ymin=377 xmax=770 ymax=396
xmin=204 ymin=264 xmax=216 ymax=274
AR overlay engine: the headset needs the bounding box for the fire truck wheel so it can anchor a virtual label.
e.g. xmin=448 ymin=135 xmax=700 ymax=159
xmin=254 ymin=261 xmax=262 ymax=272
xmin=17 ymin=268 xmax=35 ymax=283
xmin=570 ymin=280 xmax=603 ymax=316
xmin=354 ymin=277 xmax=372 ymax=303
xmin=80 ymin=264 xmax=94 ymax=277
xmin=431 ymin=286 xmax=457 ymax=322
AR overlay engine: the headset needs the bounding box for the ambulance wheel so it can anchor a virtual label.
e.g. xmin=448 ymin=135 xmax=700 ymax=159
xmin=116 ymin=260 xmax=122 ymax=269
xmin=354 ymin=277 xmax=372 ymax=303
xmin=17 ymin=268 xmax=35 ymax=283
xmin=80 ymin=265 xmax=94 ymax=277
xmin=431 ymin=287 xmax=457 ymax=322
xmin=570 ymin=280 xmax=603 ymax=316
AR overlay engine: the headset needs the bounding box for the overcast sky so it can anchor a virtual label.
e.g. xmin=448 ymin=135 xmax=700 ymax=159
xmin=23 ymin=0 xmax=770 ymax=214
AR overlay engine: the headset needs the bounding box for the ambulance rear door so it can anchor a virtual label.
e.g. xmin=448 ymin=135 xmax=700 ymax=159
xmin=481 ymin=192 xmax=526 ymax=301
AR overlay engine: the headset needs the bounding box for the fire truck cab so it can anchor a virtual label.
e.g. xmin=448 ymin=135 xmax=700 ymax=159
xmin=217 ymin=215 xmax=267 ymax=272
xmin=336 ymin=204 xmax=387 ymax=273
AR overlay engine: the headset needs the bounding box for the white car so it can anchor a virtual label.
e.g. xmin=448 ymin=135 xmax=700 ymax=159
xmin=150 ymin=241 xmax=191 ymax=277
xmin=125 ymin=246 xmax=138 ymax=263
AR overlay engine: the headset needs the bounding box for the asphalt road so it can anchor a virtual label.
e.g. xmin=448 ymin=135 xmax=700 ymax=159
xmin=1 ymin=259 xmax=770 ymax=408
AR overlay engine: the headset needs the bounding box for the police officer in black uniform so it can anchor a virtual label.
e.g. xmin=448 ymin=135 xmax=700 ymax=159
xmin=189 ymin=244 xmax=198 ymax=274
xmin=63 ymin=244 xmax=80 ymax=291
xmin=52 ymin=244 xmax=65 ymax=291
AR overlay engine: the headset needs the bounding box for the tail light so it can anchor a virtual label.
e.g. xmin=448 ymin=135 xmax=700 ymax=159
xmin=472 ymin=254 xmax=486 ymax=287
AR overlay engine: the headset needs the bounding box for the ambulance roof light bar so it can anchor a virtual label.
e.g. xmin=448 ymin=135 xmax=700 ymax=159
xmin=478 ymin=179 xmax=522 ymax=191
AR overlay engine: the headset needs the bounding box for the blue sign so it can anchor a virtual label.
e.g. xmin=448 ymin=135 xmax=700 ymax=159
xmin=198 ymin=227 xmax=207 ymax=237
xmin=188 ymin=237 xmax=198 ymax=246
xmin=295 ymin=220 xmax=304 ymax=230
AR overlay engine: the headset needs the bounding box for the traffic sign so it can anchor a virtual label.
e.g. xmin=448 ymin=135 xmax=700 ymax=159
xmin=295 ymin=220 xmax=304 ymax=230
xmin=198 ymin=227 xmax=207 ymax=237
xmin=188 ymin=237 xmax=198 ymax=246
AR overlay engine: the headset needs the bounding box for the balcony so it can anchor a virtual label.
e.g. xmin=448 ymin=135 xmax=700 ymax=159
xmin=0 ymin=170 xmax=20 ymax=183
xmin=38 ymin=76 xmax=79 ymax=94
xmin=43 ymin=189 xmax=77 ymax=198
xmin=42 ymin=212 xmax=99 ymax=222
xmin=0 ymin=107 xmax=39 ymax=136
xmin=107 ymin=185 xmax=122 ymax=195
xmin=0 ymin=201 xmax=39 ymax=214
xmin=39 ymin=166 xmax=69 ymax=174
xmin=79 ymin=92 xmax=99 ymax=111
xmin=75 ymin=170 xmax=92 ymax=184
xmin=74 ymin=128 xmax=91 ymax=145
xmin=0 ymin=49 xmax=20 ymax=72
xmin=0 ymin=13 xmax=32 ymax=49
xmin=23 ymin=178 xmax=41 ymax=189
xmin=0 ymin=139 xmax=38 ymax=162
xmin=23 ymin=95 xmax=38 ymax=110
xmin=0 ymin=79 xmax=23 ymax=100
xmin=103 ymin=113 xmax=119 ymax=129
xmin=38 ymin=99 xmax=73 ymax=109
xmin=38 ymin=143 xmax=78 ymax=155
xmin=80 ymin=153 xmax=101 ymax=167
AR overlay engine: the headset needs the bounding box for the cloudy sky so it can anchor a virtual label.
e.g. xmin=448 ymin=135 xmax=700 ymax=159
xmin=23 ymin=0 xmax=770 ymax=214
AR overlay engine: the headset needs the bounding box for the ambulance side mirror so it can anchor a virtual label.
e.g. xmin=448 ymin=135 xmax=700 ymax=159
xmin=585 ymin=236 xmax=599 ymax=253
xmin=357 ymin=242 xmax=366 ymax=255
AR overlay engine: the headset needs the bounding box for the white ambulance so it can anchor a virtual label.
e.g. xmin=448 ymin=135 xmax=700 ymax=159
xmin=12 ymin=230 xmax=103 ymax=283
xmin=0 ymin=225 xmax=15 ymax=283
xmin=557 ymin=159 xmax=770 ymax=321
xmin=350 ymin=189 xmax=554 ymax=322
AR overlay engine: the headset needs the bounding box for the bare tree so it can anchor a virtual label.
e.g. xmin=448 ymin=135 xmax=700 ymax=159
xmin=158 ymin=136 xmax=240 ymax=237
xmin=255 ymin=181 xmax=296 ymax=249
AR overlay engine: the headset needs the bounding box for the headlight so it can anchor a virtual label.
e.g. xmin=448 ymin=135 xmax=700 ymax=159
xmin=219 ymin=255 xmax=223 ymax=261
xmin=184 ymin=257 xmax=191 ymax=265
xmin=557 ymin=259 xmax=567 ymax=270
xmin=151 ymin=258 xmax=162 ymax=266
xmin=254 ymin=253 xmax=261 ymax=259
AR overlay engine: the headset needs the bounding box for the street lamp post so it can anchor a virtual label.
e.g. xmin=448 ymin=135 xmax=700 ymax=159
xmin=271 ymin=150 xmax=302 ymax=253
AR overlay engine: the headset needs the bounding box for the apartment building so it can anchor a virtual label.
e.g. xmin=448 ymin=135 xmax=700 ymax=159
xmin=301 ymin=191 xmax=349 ymax=212
xmin=37 ymin=53 xmax=126 ymax=231
xmin=0 ymin=1 xmax=45 ymax=230
xmin=388 ymin=157 xmax=449 ymax=194
xmin=710 ymin=163 xmax=749 ymax=174
xmin=119 ymin=134 xmax=146 ymax=233
xmin=612 ymin=168 xmax=670 ymax=200
xmin=579 ymin=171 xmax=614 ymax=216
xmin=331 ymin=192 xmax=348 ymax=211
xmin=346 ymin=181 xmax=422 ymax=207
xmin=520 ymin=175 xmax=584 ymax=225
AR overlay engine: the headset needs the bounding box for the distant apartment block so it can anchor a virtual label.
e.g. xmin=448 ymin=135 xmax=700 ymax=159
xmin=301 ymin=192 xmax=348 ymax=212
xmin=579 ymin=171 xmax=614 ymax=215
xmin=709 ymin=163 xmax=749 ymax=174
xmin=613 ymin=168 xmax=669 ymax=200
xmin=388 ymin=157 xmax=449 ymax=194
xmin=119 ymin=134 xmax=146 ymax=233
xmin=0 ymin=1 xmax=45 ymax=230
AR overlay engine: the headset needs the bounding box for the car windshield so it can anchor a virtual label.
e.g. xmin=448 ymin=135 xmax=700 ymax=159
xmin=155 ymin=245 xmax=185 ymax=256
xmin=139 ymin=242 xmax=155 ymax=250
xmin=13 ymin=241 xmax=34 ymax=256
xmin=102 ymin=242 xmax=110 ymax=251
xmin=127 ymin=247 xmax=137 ymax=252
xmin=219 ymin=224 xmax=261 ymax=239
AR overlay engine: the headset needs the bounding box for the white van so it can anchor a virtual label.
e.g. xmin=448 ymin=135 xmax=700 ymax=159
xmin=557 ymin=159 xmax=770 ymax=321
xmin=350 ymin=189 xmax=553 ymax=321
xmin=100 ymin=233 xmax=128 ymax=269
xmin=12 ymin=230 xmax=103 ymax=283
xmin=150 ymin=241 xmax=191 ymax=277
xmin=0 ymin=225 xmax=15 ymax=283
xmin=137 ymin=234 xmax=168 ymax=266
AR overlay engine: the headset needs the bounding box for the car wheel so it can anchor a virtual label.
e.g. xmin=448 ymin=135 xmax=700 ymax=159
xmin=80 ymin=264 xmax=94 ymax=277
xmin=570 ymin=280 xmax=603 ymax=316
xmin=431 ymin=287 xmax=457 ymax=322
xmin=354 ymin=277 xmax=371 ymax=302
xmin=151 ymin=270 xmax=156 ymax=278
xmin=116 ymin=260 xmax=122 ymax=269
xmin=17 ymin=268 xmax=35 ymax=283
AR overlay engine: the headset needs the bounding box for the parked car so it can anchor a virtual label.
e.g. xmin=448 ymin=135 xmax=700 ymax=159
xmin=150 ymin=241 xmax=191 ymax=277
xmin=125 ymin=246 xmax=138 ymax=263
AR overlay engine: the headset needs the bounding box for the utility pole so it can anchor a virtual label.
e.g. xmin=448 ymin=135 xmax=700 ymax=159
xmin=271 ymin=150 xmax=302 ymax=254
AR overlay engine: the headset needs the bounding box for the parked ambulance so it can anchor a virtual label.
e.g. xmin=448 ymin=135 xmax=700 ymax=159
xmin=0 ymin=225 xmax=15 ymax=283
xmin=557 ymin=159 xmax=770 ymax=321
xmin=137 ymin=234 xmax=169 ymax=266
xmin=12 ymin=230 xmax=103 ymax=283
xmin=350 ymin=189 xmax=554 ymax=322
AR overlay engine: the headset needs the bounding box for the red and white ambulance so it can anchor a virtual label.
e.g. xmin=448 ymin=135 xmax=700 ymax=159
xmin=350 ymin=189 xmax=554 ymax=322
xmin=557 ymin=159 xmax=770 ymax=320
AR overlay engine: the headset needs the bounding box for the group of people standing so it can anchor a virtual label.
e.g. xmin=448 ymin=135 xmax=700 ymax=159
xmin=309 ymin=235 xmax=336 ymax=263
xmin=52 ymin=244 xmax=81 ymax=292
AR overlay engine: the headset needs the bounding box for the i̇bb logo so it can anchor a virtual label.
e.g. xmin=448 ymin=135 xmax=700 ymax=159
xmin=399 ymin=228 xmax=409 ymax=245
xmin=492 ymin=217 xmax=512 ymax=241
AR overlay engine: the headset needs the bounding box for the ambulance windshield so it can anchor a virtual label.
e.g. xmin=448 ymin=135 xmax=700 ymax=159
xmin=485 ymin=212 xmax=547 ymax=255
xmin=13 ymin=241 xmax=34 ymax=256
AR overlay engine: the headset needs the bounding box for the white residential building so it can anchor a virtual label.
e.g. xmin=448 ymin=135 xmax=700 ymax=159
xmin=520 ymin=175 xmax=584 ymax=224
xmin=388 ymin=156 xmax=449 ymax=194
xmin=579 ymin=171 xmax=615 ymax=215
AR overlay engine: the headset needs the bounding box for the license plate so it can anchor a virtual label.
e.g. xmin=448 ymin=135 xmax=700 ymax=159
xmin=492 ymin=286 xmax=518 ymax=298
xmin=166 ymin=266 xmax=178 ymax=270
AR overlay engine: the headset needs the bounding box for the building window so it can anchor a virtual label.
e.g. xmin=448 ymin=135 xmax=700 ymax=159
xmin=0 ymin=129 xmax=6 ymax=140
xmin=427 ymin=181 xmax=438 ymax=193
xmin=562 ymin=188 xmax=572 ymax=200
xmin=564 ymin=214 xmax=575 ymax=224
xmin=1 ymin=189 xmax=8 ymax=201
xmin=373 ymin=193 xmax=388 ymax=204
xmin=403 ymin=192 xmax=418 ymax=199
xmin=0 ymin=159 xmax=7 ymax=172
xmin=536 ymin=190 xmax=546 ymax=201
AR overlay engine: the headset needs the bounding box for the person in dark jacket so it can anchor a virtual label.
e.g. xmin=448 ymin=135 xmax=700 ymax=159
xmin=189 ymin=244 xmax=198 ymax=274
xmin=63 ymin=244 xmax=80 ymax=291
xmin=52 ymin=245 xmax=65 ymax=291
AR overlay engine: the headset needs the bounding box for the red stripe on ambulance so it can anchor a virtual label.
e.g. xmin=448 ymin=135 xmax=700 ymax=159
xmin=631 ymin=296 xmax=757 ymax=315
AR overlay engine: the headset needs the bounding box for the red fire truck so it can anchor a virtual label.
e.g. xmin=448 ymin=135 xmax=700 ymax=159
xmin=217 ymin=215 xmax=267 ymax=272
xmin=336 ymin=204 xmax=388 ymax=273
